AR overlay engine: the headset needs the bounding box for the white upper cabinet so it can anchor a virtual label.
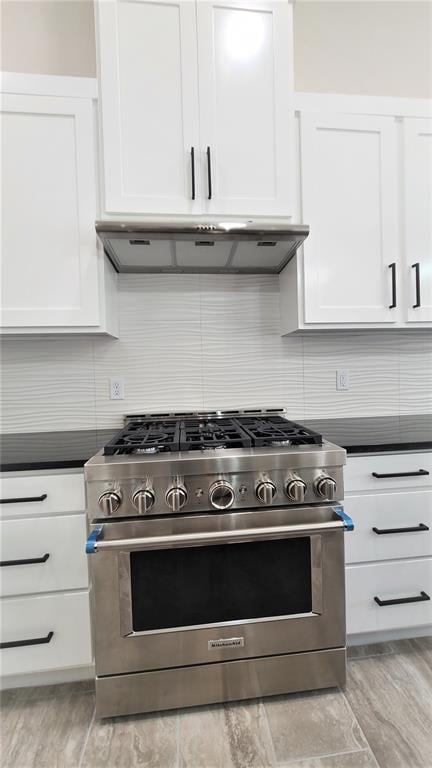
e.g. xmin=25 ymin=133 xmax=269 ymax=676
xmin=97 ymin=0 xmax=200 ymax=216
xmin=2 ymin=94 xmax=99 ymax=327
xmin=403 ymin=118 xmax=432 ymax=323
xmin=299 ymin=113 xmax=399 ymax=325
xmin=96 ymin=0 xmax=294 ymax=218
xmin=1 ymin=76 xmax=117 ymax=335
xmin=196 ymin=0 xmax=293 ymax=216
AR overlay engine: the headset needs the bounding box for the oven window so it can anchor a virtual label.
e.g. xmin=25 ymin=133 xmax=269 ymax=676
xmin=130 ymin=537 xmax=312 ymax=632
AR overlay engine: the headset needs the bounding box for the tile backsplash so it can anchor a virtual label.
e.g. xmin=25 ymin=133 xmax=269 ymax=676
xmin=1 ymin=275 xmax=431 ymax=433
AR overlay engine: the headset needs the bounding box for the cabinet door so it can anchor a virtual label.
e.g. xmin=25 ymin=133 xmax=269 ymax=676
xmin=1 ymin=94 xmax=99 ymax=327
xmin=97 ymin=0 xmax=200 ymax=215
xmin=196 ymin=0 xmax=294 ymax=217
xmin=300 ymin=113 xmax=399 ymax=324
xmin=403 ymin=118 xmax=432 ymax=323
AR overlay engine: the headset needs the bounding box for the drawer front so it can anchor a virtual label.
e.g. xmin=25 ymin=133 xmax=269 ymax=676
xmin=0 ymin=591 xmax=92 ymax=676
xmin=345 ymin=453 xmax=432 ymax=493
xmin=345 ymin=490 xmax=432 ymax=564
xmin=0 ymin=515 xmax=88 ymax=597
xmin=0 ymin=473 xmax=85 ymax=518
xmin=346 ymin=558 xmax=432 ymax=635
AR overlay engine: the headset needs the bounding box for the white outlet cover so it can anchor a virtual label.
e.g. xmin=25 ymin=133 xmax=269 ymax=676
xmin=110 ymin=377 xmax=125 ymax=400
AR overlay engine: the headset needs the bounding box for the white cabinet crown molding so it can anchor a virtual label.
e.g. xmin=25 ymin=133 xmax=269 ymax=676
xmin=294 ymin=91 xmax=432 ymax=119
xmin=1 ymin=71 xmax=97 ymax=99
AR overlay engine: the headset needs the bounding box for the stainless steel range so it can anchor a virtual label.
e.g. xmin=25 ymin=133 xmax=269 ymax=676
xmin=85 ymin=408 xmax=353 ymax=718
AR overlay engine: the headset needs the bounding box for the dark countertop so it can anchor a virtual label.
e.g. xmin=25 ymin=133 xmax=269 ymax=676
xmin=1 ymin=415 xmax=431 ymax=472
xmin=0 ymin=429 xmax=117 ymax=472
xmin=304 ymin=415 xmax=432 ymax=455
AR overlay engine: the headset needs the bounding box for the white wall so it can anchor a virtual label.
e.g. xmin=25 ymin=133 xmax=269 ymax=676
xmin=1 ymin=275 xmax=431 ymax=433
xmin=1 ymin=1 xmax=431 ymax=97
xmin=294 ymin=1 xmax=432 ymax=98
xmin=0 ymin=1 xmax=96 ymax=78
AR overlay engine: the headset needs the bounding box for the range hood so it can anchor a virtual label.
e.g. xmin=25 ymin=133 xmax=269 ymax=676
xmin=96 ymin=221 xmax=309 ymax=274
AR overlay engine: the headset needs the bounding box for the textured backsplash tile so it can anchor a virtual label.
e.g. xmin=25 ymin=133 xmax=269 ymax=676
xmin=1 ymin=275 xmax=431 ymax=433
xmin=303 ymin=331 xmax=400 ymax=418
xmin=0 ymin=337 xmax=97 ymax=432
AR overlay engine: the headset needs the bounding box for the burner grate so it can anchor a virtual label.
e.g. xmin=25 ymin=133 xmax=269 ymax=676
xmin=235 ymin=416 xmax=322 ymax=447
xmin=180 ymin=419 xmax=252 ymax=451
xmin=104 ymin=420 xmax=181 ymax=455
xmin=103 ymin=414 xmax=322 ymax=455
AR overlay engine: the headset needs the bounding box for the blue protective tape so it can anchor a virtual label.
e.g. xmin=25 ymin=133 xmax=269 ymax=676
xmin=333 ymin=505 xmax=355 ymax=532
xmin=86 ymin=525 xmax=104 ymax=554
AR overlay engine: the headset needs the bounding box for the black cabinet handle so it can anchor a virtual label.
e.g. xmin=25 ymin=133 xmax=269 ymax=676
xmin=0 ymin=553 xmax=50 ymax=567
xmin=389 ymin=263 xmax=397 ymax=308
xmin=0 ymin=631 xmax=54 ymax=650
xmin=0 ymin=493 xmax=47 ymax=504
xmin=206 ymin=146 xmax=212 ymax=200
xmin=372 ymin=469 xmax=429 ymax=479
xmin=190 ymin=146 xmax=196 ymax=200
xmin=372 ymin=524 xmax=429 ymax=535
xmin=374 ymin=591 xmax=430 ymax=607
xmin=412 ymin=262 xmax=421 ymax=308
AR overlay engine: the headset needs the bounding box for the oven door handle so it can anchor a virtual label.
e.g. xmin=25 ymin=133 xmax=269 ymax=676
xmin=85 ymin=508 xmax=353 ymax=554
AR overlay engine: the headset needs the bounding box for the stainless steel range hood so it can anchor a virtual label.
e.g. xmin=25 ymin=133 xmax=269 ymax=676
xmin=96 ymin=221 xmax=309 ymax=274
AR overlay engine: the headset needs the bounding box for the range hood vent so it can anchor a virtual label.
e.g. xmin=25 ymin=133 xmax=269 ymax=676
xmin=96 ymin=221 xmax=309 ymax=274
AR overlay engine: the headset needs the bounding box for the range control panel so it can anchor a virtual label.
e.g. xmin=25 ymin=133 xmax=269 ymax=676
xmin=88 ymin=467 xmax=344 ymax=519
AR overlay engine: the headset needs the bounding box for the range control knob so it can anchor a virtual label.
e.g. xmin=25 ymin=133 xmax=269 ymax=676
xmin=256 ymin=481 xmax=277 ymax=505
xmin=209 ymin=480 xmax=235 ymax=510
xmin=98 ymin=490 xmax=122 ymax=516
xmin=286 ymin=478 xmax=307 ymax=503
xmin=166 ymin=486 xmax=187 ymax=512
xmin=132 ymin=489 xmax=155 ymax=515
xmin=316 ymin=476 xmax=337 ymax=500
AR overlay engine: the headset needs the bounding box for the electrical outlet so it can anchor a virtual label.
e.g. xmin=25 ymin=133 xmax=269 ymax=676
xmin=110 ymin=378 xmax=125 ymax=400
xmin=336 ymin=369 xmax=350 ymax=391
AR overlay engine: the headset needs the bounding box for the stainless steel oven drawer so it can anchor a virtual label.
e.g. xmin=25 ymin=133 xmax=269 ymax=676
xmin=95 ymin=647 xmax=347 ymax=718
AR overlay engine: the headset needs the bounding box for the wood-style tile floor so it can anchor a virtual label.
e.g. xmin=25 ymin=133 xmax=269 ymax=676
xmin=1 ymin=638 xmax=431 ymax=768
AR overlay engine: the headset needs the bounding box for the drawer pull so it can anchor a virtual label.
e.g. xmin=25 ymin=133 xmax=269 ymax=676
xmin=388 ymin=262 xmax=397 ymax=309
xmin=0 ymin=630 xmax=54 ymax=649
xmin=0 ymin=553 xmax=50 ymax=567
xmin=371 ymin=470 xmax=429 ymax=479
xmin=412 ymin=262 xmax=421 ymax=308
xmin=374 ymin=591 xmax=430 ymax=607
xmin=0 ymin=493 xmax=48 ymax=505
xmin=372 ymin=524 xmax=429 ymax=535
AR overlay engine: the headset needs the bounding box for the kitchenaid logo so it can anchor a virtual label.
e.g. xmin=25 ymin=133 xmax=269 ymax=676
xmin=208 ymin=637 xmax=245 ymax=650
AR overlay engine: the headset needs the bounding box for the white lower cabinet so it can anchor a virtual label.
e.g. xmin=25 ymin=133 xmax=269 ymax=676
xmin=0 ymin=591 xmax=92 ymax=676
xmin=345 ymin=451 xmax=432 ymax=641
xmin=346 ymin=558 xmax=432 ymax=635
xmin=0 ymin=469 xmax=92 ymax=682
xmin=0 ymin=472 xmax=85 ymax=519
xmin=0 ymin=515 xmax=88 ymax=597
xmin=345 ymin=491 xmax=432 ymax=564
xmin=344 ymin=452 xmax=432 ymax=494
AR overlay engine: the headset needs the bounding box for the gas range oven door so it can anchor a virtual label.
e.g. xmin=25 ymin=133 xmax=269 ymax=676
xmin=87 ymin=505 xmax=353 ymax=677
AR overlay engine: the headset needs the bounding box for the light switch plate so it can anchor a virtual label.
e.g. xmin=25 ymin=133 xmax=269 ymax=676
xmin=336 ymin=369 xmax=350 ymax=391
